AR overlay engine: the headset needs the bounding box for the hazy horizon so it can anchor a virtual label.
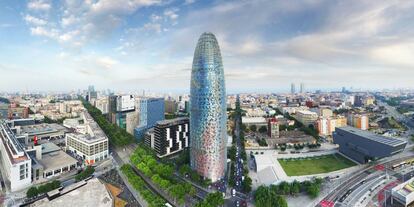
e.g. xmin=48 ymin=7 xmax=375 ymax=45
xmin=1 ymin=0 xmax=414 ymax=92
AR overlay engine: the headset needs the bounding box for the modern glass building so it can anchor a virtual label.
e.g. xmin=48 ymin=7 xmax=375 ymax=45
xmin=134 ymin=98 xmax=165 ymax=140
xmin=190 ymin=32 xmax=227 ymax=182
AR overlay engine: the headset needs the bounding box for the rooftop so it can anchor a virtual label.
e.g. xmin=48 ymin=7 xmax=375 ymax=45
xmin=20 ymin=123 xmax=67 ymax=135
xmin=337 ymin=126 xmax=407 ymax=147
xmin=242 ymin=116 xmax=266 ymax=123
xmin=156 ymin=117 xmax=188 ymax=126
xmin=37 ymin=150 xmax=77 ymax=171
xmin=30 ymin=178 xmax=112 ymax=207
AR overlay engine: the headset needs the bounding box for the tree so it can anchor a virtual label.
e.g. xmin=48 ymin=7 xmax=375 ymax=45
xmin=290 ymin=180 xmax=301 ymax=195
xmin=27 ymin=187 xmax=39 ymax=198
xmin=195 ymin=192 xmax=224 ymax=207
xmin=279 ymin=181 xmax=290 ymax=195
xmin=258 ymin=126 xmax=268 ymax=134
xmin=249 ymin=125 xmax=257 ymax=132
xmin=306 ymin=183 xmax=320 ymax=198
xmin=242 ymin=176 xmax=253 ymax=193
xmin=274 ymin=195 xmax=288 ymax=207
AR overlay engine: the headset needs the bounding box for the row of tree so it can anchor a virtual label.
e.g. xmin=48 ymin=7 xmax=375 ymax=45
xmin=81 ymin=98 xmax=134 ymax=146
xmin=75 ymin=166 xmax=95 ymax=181
xmin=121 ymin=164 xmax=166 ymax=207
xmin=131 ymin=147 xmax=196 ymax=205
xmin=194 ymin=192 xmax=225 ymax=207
xmin=26 ymin=180 xmax=61 ymax=198
xmin=254 ymin=178 xmax=323 ymax=206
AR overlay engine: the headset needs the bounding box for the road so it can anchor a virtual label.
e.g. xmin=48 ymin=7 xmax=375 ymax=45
xmin=226 ymin=95 xmax=248 ymax=207
xmin=317 ymin=101 xmax=414 ymax=207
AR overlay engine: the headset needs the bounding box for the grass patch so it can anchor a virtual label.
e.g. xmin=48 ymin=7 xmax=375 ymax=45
xmin=278 ymin=154 xmax=356 ymax=176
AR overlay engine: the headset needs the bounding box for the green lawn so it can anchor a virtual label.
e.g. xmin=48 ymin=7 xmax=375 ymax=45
xmin=278 ymin=154 xmax=356 ymax=176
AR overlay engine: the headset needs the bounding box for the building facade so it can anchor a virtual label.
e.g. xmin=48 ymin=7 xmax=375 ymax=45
xmin=65 ymin=112 xmax=109 ymax=165
xmin=317 ymin=116 xmax=347 ymax=136
xmin=145 ymin=118 xmax=189 ymax=157
xmin=347 ymin=113 xmax=369 ymax=130
xmin=333 ymin=126 xmax=406 ymax=163
xmin=134 ymin=98 xmax=165 ymax=140
xmin=267 ymin=118 xmax=279 ymax=138
xmin=0 ymin=120 xmax=31 ymax=191
xmin=190 ymin=32 xmax=227 ymax=182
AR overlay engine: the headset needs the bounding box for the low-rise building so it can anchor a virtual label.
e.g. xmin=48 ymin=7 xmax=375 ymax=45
xmin=391 ymin=177 xmax=414 ymax=207
xmin=294 ymin=110 xmax=318 ymax=127
xmin=65 ymin=112 xmax=109 ymax=165
xmin=242 ymin=117 xmax=267 ymax=127
xmin=333 ymin=126 xmax=406 ymax=163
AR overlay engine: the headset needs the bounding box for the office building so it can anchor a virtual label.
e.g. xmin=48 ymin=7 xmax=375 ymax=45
xmin=65 ymin=112 xmax=109 ymax=165
xmin=144 ymin=117 xmax=189 ymax=157
xmin=267 ymin=118 xmax=279 ymax=138
xmin=333 ymin=126 xmax=406 ymax=163
xmin=95 ymin=98 xmax=109 ymax=114
xmin=165 ymin=100 xmax=178 ymax=114
xmin=291 ymin=83 xmax=296 ymax=94
xmin=116 ymin=95 xmax=135 ymax=112
xmin=134 ymin=98 xmax=165 ymax=140
xmin=190 ymin=32 xmax=227 ymax=182
xmin=0 ymin=120 xmax=32 ymax=191
xmin=354 ymin=95 xmax=363 ymax=107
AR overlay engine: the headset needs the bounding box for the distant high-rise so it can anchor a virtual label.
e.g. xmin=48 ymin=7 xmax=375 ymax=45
xmin=134 ymin=98 xmax=164 ymax=140
xmin=291 ymin=83 xmax=296 ymax=94
xmin=190 ymin=32 xmax=227 ymax=182
xmin=300 ymin=83 xmax=305 ymax=93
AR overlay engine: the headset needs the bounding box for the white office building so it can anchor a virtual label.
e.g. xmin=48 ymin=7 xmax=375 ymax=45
xmin=0 ymin=120 xmax=32 ymax=192
xmin=65 ymin=112 xmax=108 ymax=165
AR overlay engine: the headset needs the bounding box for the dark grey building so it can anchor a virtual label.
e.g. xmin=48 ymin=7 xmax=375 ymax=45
xmin=333 ymin=126 xmax=407 ymax=163
xmin=144 ymin=117 xmax=189 ymax=157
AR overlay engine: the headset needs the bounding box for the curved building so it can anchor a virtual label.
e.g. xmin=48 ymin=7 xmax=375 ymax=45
xmin=190 ymin=32 xmax=227 ymax=182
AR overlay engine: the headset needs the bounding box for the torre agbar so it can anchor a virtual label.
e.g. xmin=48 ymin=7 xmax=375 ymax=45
xmin=190 ymin=32 xmax=227 ymax=182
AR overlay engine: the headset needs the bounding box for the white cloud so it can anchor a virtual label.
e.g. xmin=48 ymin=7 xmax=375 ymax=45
xmin=164 ymin=8 xmax=179 ymax=21
xmin=96 ymin=56 xmax=118 ymax=69
xmin=24 ymin=15 xmax=47 ymax=26
xmin=27 ymin=0 xmax=51 ymax=11
xmin=369 ymin=41 xmax=414 ymax=67
xmin=30 ymin=27 xmax=58 ymax=39
xmin=143 ymin=23 xmax=162 ymax=33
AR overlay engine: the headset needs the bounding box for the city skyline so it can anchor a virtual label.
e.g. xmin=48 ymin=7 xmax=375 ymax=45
xmin=1 ymin=0 xmax=414 ymax=92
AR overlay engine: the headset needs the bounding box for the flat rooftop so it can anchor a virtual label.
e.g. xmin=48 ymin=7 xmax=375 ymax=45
xmin=156 ymin=117 xmax=188 ymax=126
xmin=242 ymin=117 xmax=266 ymax=123
xmin=20 ymin=123 xmax=67 ymax=135
xmin=337 ymin=126 xmax=407 ymax=147
xmin=30 ymin=178 xmax=112 ymax=207
xmin=37 ymin=150 xmax=77 ymax=171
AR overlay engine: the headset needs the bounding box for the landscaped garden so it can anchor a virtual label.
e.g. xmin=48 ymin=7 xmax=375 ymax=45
xmin=278 ymin=154 xmax=356 ymax=176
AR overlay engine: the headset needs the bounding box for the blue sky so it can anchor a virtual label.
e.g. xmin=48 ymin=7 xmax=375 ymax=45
xmin=1 ymin=0 xmax=414 ymax=93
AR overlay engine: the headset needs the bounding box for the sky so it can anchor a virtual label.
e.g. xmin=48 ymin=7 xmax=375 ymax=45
xmin=0 ymin=0 xmax=414 ymax=93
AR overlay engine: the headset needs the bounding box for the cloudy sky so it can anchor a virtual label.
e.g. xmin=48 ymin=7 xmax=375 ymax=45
xmin=0 ymin=0 xmax=414 ymax=93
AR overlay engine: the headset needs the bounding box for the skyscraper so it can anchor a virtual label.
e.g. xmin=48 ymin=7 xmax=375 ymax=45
xmin=190 ymin=32 xmax=227 ymax=182
xmin=300 ymin=82 xmax=305 ymax=93
xmin=291 ymin=83 xmax=296 ymax=94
